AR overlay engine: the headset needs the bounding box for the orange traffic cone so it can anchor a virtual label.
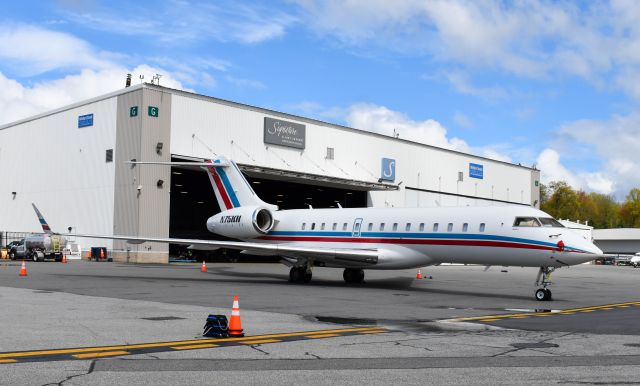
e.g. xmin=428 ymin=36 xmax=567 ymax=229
xmin=19 ymin=261 xmax=27 ymax=277
xmin=61 ymin=254 xmax=67 ymax=264
xmin=228 ymin=295 xmax=244 ymax=337
xmin=416 ymin=269 xmax=423 ymax=279
xmin=201 ymin=260 xmax=207 ymax=273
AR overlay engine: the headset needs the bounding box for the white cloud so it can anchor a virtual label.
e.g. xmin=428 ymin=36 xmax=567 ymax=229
xmin=444 ymin=71 xmax=507 ymax=100
xmin=64 ymin=1 xmax=296 ymax=45
xmin=225 ymin=75 xmax=266 ymax=89
xmin=453 ymin=111 xmax=472 ymax=128
xmin=0 ymin=24 xmax=116 ymax=76
xmin=536 ymin=148 xmax=615 ymax=195
xmin=344 ymin=103 xmax=514 ymax=163
xmin=346 ymin=103 xmax=469 ymax=152
xmin=295 ymin=1 xmax=640 ymax=99
xmin=0 ymin=65 xmax=186 ymax=125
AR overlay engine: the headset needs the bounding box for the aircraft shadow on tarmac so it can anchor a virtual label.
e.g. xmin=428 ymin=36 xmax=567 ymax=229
xmin=52 ymin=265 xmax=533 ymax=301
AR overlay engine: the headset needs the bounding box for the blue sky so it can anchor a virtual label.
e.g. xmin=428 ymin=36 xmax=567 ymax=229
xmin=2 ymin=1 xmax=640 ymax=199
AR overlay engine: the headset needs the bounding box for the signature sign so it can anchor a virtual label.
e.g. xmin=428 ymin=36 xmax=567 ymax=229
xmin=264 ymin=117 xmax=306 ymax=149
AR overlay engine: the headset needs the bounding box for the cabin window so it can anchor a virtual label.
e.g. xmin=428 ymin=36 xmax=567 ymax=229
xmin=405 ymin=223 xmax=411 ymax=231
xmin=447 ymin=223 xmax=453 ymax=232
xmin=462 ymin=223 xmax=468 ymax=232
xmin=342 ymin=223 xmax=348 ymax=231
xmin=332 ymin=223 xmax=337 ymax=231
xmin=392 ymin=223 xmax=398 ymax=231
xmin=538 ymin=217 xmax=564 ymax=227
xmin=479 ymin=223 xmax=486 ymax=232
xmin=320 ymin=223 xmax=325 ymax=230
xmin=433 ymin=223 xmax=439 ymax=232
xmin=368 ymin=223 xmax=373 ymax=231
xmin=302 ymin=223 xmax=306 ymax=230
xmin=311 ymin=223 xmax=316 ymax=230
xmin=380 ymin=223 xmax=385 ymax=231
xmin=513 ymin=217 xmax=541 ymax=227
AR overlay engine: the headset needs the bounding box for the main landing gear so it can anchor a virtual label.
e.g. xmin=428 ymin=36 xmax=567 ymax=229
xmin=343 ymin=268 xmax=364 ymax=284
xmin=289 ymin=266 xmax=312 ymax=284
xmin=534 ymin=266 xmax=555 ymax=301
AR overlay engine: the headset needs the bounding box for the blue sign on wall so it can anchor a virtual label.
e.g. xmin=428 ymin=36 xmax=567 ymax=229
xmin=78 ymin=114 xmax=94 ymax=128
xmin=469 ymin=163 xmax=484 ymax=179
xmin=381 ymin=158 xmax=396 ymax=182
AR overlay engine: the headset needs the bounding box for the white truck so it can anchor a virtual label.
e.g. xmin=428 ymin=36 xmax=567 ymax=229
xmin=631 ymin=253 xmax=640 ymax=268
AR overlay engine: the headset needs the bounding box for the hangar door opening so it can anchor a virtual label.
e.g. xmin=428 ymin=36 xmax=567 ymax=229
xmin=168 ymin=162 xmax=367 ymax=260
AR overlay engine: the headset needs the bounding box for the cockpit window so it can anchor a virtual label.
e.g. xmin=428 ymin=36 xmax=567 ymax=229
xmin=538 ymin=217 xmax=564 ymax=227
xmin=513 ymin=217 xmax=541 ymax=227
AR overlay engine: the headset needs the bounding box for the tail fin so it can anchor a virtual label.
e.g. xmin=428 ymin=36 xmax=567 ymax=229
xmin=203 ymin=157 xmax=275 ymax=211
xmin=32 ymin=203 xmax=53 ymax=234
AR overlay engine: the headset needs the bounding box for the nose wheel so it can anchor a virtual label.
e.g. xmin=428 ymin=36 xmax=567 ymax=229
xmin=534 ymin=266 xmax=555 ymax=301
xmin=535 ymin=288 xmax=552 ymax=301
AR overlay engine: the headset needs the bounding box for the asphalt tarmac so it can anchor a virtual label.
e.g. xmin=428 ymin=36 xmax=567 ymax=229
xmin=1 ymin=260 xmax=639 ymax=385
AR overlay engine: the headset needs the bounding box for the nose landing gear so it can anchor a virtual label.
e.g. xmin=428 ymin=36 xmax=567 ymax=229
xmin=534 ymin=266 xmax=555 ymax=301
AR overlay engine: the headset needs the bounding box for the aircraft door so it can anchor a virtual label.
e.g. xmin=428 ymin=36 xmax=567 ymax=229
xmin=352 ymin=218 xmax=363 ymax=237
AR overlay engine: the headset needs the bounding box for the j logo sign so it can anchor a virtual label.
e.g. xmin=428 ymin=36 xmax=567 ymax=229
xmin=381 ymin=158 xmax=396 ymax=182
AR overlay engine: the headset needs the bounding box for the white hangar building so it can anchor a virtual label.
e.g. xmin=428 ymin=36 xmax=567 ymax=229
xmin=0 ymin=83 xmax=541 ymax=263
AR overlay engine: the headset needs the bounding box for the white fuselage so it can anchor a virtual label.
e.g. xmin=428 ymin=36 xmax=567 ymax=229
xmin=244 ymin=205 xmax=601 ymax=269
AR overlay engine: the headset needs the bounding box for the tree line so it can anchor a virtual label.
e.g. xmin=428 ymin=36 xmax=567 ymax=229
xmin=540 ymin=182 xmax=640 ymax=229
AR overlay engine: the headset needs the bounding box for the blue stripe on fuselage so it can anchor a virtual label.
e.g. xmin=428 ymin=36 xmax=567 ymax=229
xmin=216 ymin=167 xmax=240 ymax=208
xmin=266 ymin=230 xmax=585 ymax=252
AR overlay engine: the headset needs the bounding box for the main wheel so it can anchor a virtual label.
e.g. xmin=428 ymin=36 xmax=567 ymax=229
xmin=303 ymin=271 xmax=312 ymax=283
xmin=535 ymin=289 xmax=547 ymax=301
xmin=343 ymin=268 xmax=365 ymax=284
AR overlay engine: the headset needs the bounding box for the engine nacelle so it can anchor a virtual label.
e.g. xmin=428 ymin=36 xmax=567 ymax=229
xmin=206 ymin=206 xmax=275 ymax=239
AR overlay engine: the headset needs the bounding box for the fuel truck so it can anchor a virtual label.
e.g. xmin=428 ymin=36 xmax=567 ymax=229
xmin=8 ymin=204 xmax=68 ymax=262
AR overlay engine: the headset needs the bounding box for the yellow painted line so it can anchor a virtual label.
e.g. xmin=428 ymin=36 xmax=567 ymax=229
xmin=73 ymin=350 xmax=129 ymax=359
xmin=509 ymin=316 xmax=529 ymax=319
xmin=0 ymin=327 xmax=382 ymax=359
xmin=171 ymin=344 xmax=219 ymax=350
xmin=0 ymin=359 xmax=17 ymax=363
xmin=452 ymin=300 xmax=640 ymax=322
xmin=305 ymin=334 xmax=340 ymax=339
xmin=619 ymin=305 xmax=630 ymax=308
xmin=580 ymin=310 xmax=595 ymax=313
xmin=478 ymin=318 xmax=502 ymax=322
xmin=358 ymin=330 xmax=387 ymax=334
xmin=240 ymin=339 xmax=281 ymax=345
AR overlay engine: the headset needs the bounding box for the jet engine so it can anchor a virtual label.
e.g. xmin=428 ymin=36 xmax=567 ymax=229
xmin=206 ymin=206 xmax=275 ymax=239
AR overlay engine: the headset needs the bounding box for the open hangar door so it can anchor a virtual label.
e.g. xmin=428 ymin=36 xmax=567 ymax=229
xmin=168 ymin=159 xmax=370 ymax=261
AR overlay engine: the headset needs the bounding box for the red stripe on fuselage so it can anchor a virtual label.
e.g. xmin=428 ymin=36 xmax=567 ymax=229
xmin=207 ymin=166 xmax=233 ymax=210
xmin=257 ymin=236 xmax=558 ymax=251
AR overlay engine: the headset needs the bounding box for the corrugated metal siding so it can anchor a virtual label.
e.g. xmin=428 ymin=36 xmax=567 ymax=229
xmin=0 ymin=97 xmax=118 ymax=249
xmin=169 ymin=94 xmax=537 ymax=208
xmin=138 ymin=88 xmax=171 ymax=255
xmin=113 ymin=88 xmax=171 ymax=261
xmin=113 ymin=89 xmax=143 ymax=254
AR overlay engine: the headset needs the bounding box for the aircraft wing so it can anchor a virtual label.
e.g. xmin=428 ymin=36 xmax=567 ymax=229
xmin=71 ymin=234 xmax=379 ymax=264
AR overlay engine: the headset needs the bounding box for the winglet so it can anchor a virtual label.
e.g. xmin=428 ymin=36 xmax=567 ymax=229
xmin=32 ymin=203 xmax=53 ymax=234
